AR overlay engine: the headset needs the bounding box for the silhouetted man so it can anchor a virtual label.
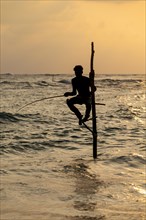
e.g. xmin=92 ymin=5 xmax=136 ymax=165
xmin=64 ymin=65 xmax=96 ymax=125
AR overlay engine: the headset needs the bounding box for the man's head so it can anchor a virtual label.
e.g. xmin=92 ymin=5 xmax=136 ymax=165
xmin=73 ymin=65 xmax=83 ymax=77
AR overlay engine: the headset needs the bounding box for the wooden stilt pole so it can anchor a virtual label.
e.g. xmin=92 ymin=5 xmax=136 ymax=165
xmin=89 ymin=42 xmax=97 ymax=159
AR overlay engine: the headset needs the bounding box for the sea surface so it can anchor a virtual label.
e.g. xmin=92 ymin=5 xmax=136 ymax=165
xmin=0 ymin=73 xmax=146 ymax=220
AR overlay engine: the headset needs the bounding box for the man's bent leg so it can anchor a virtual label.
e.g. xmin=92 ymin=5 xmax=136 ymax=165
xmin=66 ymin=97 xmax=82 ymax=120
xmin=82 ymin=103 xmax=91 ymax=122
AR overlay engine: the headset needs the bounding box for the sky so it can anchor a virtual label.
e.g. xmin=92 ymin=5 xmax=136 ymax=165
xmin=0 ymin=0 xmax=145 ymax=74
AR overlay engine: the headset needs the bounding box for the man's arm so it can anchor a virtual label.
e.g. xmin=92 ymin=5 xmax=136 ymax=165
xmin=64 ymin=79 xmax=77 ymax=97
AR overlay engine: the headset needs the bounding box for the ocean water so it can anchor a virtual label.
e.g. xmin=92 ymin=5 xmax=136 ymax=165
xmin=0 ymin=73 xmax=145 ymax=220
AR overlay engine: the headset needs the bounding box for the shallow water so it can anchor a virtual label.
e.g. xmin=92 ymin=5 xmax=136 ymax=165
xmin=0 ymin=73 xmax=146 ymax=220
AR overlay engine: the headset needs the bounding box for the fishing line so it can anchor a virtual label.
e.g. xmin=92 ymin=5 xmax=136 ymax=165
xmin=16 ymin=95 xmax=64 ymax=112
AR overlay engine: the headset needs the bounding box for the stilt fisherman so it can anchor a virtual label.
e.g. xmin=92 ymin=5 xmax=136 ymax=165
xmin=64 ymin=65 xmax=96 ymax=125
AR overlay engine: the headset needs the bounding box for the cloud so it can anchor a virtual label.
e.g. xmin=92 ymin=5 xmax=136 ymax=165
xmin=1 ymin=0 xmax=74 ymax=25
xmin=1 ymin=1 xmax=75 ymax=45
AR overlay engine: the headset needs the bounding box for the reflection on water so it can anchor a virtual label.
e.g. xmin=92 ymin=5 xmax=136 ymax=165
xmin=74 ymin=163 xmax=98 ymax=212
xmin=134 ymin=187 xmax=146 ymax=196
xmin=64 ymin=161 xmax=105 ymax=219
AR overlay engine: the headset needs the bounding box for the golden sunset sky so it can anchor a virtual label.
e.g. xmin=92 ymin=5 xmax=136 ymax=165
xmin=1 ymin=0 xmax=145 ymax=74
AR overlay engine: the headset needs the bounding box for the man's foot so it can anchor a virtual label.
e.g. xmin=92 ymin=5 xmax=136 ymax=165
xmin=82 ymin=115 xmax=90 ymax=123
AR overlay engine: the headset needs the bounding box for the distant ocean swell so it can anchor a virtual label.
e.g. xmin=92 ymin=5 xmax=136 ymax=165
xmin=0 ymin=77 xmax=145 ymax=89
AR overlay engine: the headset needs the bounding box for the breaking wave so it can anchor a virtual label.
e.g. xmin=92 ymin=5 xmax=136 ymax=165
xmin=0 ymin=81 xmax=32 ymax=89
xmin=0 ymin=112 xmax=41 ymax=123
xmin=0 ymin=112 xmax=20 ymax=123
xmin=97 ymin=78 xmax=144 ymax=88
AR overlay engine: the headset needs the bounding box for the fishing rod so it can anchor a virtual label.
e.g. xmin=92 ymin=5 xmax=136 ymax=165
xmin=16 ymin=92 xmax=105 ymax=113
xmin=16 ymin=95 xmax=64 ymax=112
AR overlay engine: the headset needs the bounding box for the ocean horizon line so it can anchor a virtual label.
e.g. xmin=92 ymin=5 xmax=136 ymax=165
xmin=0 ymin=72 xmax=145 ymax=76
